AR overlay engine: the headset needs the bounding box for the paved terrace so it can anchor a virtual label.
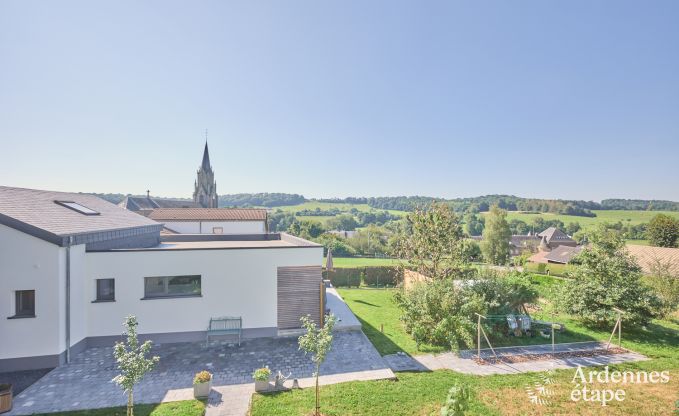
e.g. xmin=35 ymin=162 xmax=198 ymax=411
xmin=384 ymin=341 xmax=648 ymax=375
xmin=8 ymin=331 xmax=394 ymax=416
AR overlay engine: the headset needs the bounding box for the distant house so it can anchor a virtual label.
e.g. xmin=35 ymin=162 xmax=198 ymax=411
xmin=328 ymin=230 xmax=357 ymax=239
xmin=148 ymin=208 xmax=268 ymax=234
xmin=118 ymin=194 xmax=200 ymax=215
xmin=530 ymin=245 xmax=583 ymax=264
xmin=472 ymin=226 xmax=576 ymax=256
xmin=537 ymin=227 xmax=577 ymax=248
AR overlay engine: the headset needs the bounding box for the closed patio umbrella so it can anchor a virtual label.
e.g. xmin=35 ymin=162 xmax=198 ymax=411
xmin=325 ymin=248 xmax=334 ymax=271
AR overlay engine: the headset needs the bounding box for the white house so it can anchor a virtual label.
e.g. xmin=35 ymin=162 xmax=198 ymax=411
xmin=0 ymin=187 xmax=322 ymax=372
xmin=147 ymin=208 xmax=268 ymax=234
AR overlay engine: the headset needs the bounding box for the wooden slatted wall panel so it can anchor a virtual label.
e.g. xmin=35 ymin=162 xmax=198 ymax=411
xmin=277 ymin=266 xmax=322 ymax=330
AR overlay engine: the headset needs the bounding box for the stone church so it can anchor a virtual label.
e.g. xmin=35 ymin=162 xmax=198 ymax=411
xmin=119 ymin=142 xmax=219 ymax=213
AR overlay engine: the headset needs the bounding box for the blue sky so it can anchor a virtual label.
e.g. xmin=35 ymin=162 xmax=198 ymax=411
xmin=1 ymin=1 xmax=677 ymax=201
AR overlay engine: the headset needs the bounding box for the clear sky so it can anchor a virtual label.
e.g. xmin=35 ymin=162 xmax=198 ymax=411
xmin=1 ymin=1 xmax=677 ymax=201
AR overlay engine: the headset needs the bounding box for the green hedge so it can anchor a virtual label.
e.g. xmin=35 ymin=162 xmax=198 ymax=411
xmin=323 ymin=269 xmax=361 ymax=287
xmin=362 ymin=266 xmax=401 ymax=287
xmin=323 ymin=266 xmax=402 ymax=287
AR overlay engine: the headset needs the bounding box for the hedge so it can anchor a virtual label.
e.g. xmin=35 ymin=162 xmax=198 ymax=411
xmin=524 ymin=262 xmax=573 ymax=277
xmin=323 ymin=266 xmax=402 ymax=287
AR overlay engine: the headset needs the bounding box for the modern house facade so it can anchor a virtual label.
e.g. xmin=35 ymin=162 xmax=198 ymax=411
xmin=0 ymin=187 xmax=322 ymax=372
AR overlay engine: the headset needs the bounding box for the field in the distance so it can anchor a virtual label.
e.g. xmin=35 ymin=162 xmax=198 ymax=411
xmin=484 ymin=209 xmax=679 ymax=230
xmin=269 ymin=201 xmax=407 ymax=224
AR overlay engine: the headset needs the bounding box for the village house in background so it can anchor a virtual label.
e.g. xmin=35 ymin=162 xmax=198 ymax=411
xmin=148 ymin=208 xmax=267 ymax=234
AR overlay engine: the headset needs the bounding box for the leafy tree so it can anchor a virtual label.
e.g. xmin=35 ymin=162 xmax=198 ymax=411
xmin=460 ymin=239 xmax=482 ymax=263
xmin=508 ymin=219 xmax=529 ymax=235
xmin=464 ymin=213 xmax=485 ymax=236
xmin=315 ymin=233 xmax=357 ymax=257
xmin=396 ymin=202 xmax=470 ymax=280
xmin=566 ymin=222 xmax=581 ymax=236
xmin=480 ymin=206 xmax=512 ymax=265
xmin=288 ymin=220 xmax=326 ymax=239
xmin=466 ymin=272 xmax=538 ymax=315
xmin=557 ymin=226 xmax=660 ymax=327
xmin=646 ymin=259 xmax=679 ymax=318
xmin=345 ymin=225 xmax=391 ymax=256
xmin=326 ymin=214 xmax=359 ymax=231
xmin=298 ymin=314 xmax=336 ymax=416
xmin=647 ymin=214 xmax=679 ymax=247
xmin=394 ymin=279 xmax=486 ymax=351
xmin=112 ymin=316 xmax=160 ymax=416
xmin=267 ymin=210 xmax=297 ymax=232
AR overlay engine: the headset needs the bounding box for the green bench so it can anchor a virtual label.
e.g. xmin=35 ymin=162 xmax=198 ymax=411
xmin=206 ymin=316 xmax=242 ymax=347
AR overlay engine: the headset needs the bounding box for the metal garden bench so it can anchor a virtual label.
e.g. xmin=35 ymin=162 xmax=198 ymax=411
xmin=206 ymin=316 xmax=242 ymax=347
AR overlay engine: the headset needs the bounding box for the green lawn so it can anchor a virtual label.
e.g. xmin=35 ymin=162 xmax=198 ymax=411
xmin=326 ymin=257 xmax=402 ymax=268
xmin=252 ymin=281 xmax=679 ymax=416
xmin=488 ymin=209 xmax=679 ymax=231
xmin=32 ymin=401 xmax=206 ymax=416
xmin=269 ymin=201 xmax=407 ymax=225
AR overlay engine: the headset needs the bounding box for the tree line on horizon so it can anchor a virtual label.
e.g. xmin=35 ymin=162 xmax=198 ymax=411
xmin=88 ymin=192 xmax=679 ymax=214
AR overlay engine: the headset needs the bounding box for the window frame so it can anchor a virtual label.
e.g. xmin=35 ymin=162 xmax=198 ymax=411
xmin=142 ymin=275 xmax=202 ymax=300
xmin=94 ymin=278 xmax=116 ymax=302
xmin=54 ymin=200 xmax=100 ymax=215
xmin=212 ymin=226 xmax=224 ymax=234
xmin=9 ymin=290 xmax=36 ymax=319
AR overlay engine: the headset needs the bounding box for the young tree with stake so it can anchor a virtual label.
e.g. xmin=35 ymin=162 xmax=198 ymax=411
xmin=112 ymin=315 xmax=160 ymax=416
xmin=298 ymin=314 xmax=336 ymax=416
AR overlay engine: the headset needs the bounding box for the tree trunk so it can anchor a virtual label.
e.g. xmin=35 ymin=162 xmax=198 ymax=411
xmin=315 ymin=364 xmax=320 ymax=416
xmin=127 ymin=390 xmax=133 ymax=416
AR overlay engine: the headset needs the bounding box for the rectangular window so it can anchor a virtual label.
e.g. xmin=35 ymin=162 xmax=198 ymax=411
xmin=212 ymin=227 xmax=223 ymax=234
xmin=13 ymin=290 xmax=35 ymax=318
xmin=143 ymin=275 xmax=201 ymax=299
xmin=54 ymin=200 xmax=100 ymax=215
xmin=95 ymin=279 xmax=115 ymax=301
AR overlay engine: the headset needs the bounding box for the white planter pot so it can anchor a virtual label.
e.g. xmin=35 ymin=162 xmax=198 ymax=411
xmin=254 ymin=379 xmax=270 ymax=392
xmin=193 ymin=380 xmax=212 ymax=398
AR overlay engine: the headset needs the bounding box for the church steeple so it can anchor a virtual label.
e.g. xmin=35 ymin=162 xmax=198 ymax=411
xmin=201 ymin=141 xmax=211 ymax=171
xmin=193 ymin=135 xmax=219 ymax=208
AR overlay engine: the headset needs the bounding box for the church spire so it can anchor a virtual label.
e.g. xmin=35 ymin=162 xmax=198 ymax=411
xmin=201 ymin=141 xmax=211 ymax=171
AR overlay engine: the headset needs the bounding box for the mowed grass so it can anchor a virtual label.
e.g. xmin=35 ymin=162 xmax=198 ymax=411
xmin=32 ymin=400 xmax=206 ymax=416
xmin=274 ymin=201 xmax=407 ymax=217
xmin=252 ymin=282 xmax=679 ymax=416
xmin=490 ymin=209 xmax=679 ymax=230
xmin=326 ymin=257 xmax=402 ymax=268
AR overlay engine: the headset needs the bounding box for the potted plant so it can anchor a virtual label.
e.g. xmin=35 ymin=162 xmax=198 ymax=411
xmin=253 ymin=366 xmax=271 ymax=392
xmin=0 ymin=384 xmax=12 ymax=414
xmin=193 ymin=370 xmax=212 ymax=399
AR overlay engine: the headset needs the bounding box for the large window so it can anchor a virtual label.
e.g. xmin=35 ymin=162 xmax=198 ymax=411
xmin=12 ymin=290 xmax=35 ymax=318
xmin=95 ymin=279 xmax=115 ymax=302
xmin=143 ymin=275 xmax=201 ymax=299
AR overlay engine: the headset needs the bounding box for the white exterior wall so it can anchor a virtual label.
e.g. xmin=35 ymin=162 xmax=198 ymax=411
xmin=162 ymin=220 xmax=266 ymax=234
xmin=0 ymin=224 xmax=64 ymax=360
xmin=85 ymin=246 xmax=321 ymax=337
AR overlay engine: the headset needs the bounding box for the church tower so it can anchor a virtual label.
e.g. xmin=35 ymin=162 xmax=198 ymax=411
xmin=193 ymin=141 xmax=219 ymax=208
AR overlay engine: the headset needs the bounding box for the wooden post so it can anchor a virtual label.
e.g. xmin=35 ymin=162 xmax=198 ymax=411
xmin=551 ymin=325 xmax=555 ymax=353
xmin=477 ymin=314 xmax=481 ymax=360
xmin=319 ymin=281 xmax=324 ymax=327
xmin=380 ymin=324 xmax=384 ymax=333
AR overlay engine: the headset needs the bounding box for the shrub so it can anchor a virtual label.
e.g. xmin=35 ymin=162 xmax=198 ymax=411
xmin=645 ymin=259 xmax=679 ymax=318
xmin=466 ymin=271 xmax=538 ymax=316
xmin=393 ymin=279 xmax=486 ymax=351
xmin=441 ymin=384 xmax=472 ymax=416
xmin=323 ymin=269 xmax=361 ymax=287
xmin=193 ymin=371 xmax=212 ymax=384
xmin=557 ymin=226 xmax=660 ymax=328
xmin=362 ymin=267 xmax=401 ymax=287
xmin=252 ymin=367 xmax=271 ymax=381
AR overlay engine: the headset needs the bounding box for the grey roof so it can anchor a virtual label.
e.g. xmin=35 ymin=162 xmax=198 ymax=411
xmin=544 ymin=245 xmax=583 ymax=264
xmin=119 ymin=196 xmax=199 ymax=211
xmin=0 ymin=186 xmax=162 ymax=246
xmin=509 ymin=235 xmax=540 ymax=247
xmin=538 ymin=227 xmax=575 ymax=244
xmin=201 ymin=141 xmax=212 ymax=171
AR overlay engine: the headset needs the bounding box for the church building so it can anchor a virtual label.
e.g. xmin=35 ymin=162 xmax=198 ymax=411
xmin=193 ymin=141 xmax=219 ymax=208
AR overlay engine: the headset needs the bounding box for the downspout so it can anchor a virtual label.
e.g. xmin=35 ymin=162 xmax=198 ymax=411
xmin=65 ymin=236 xmax=73 ymax=364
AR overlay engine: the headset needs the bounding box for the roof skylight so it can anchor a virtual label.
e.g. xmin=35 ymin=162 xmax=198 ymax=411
xmin=55 ymin=200 xmax=100 ymax=215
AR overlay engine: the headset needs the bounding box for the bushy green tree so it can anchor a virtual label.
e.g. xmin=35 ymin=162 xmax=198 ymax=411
xmin=288 ymin=220 xmax=326 ymax=239
xmin=394 ymin=279 xmax=486 ymax=351
xmin=326 ymin=214 xmax=359 ymax=231
xmin=467 ymin=272 xmax=538 ymax=315
xmin=396 ymin=202 xmax=470 ymax=280
xmin=481 ymin=205 xmax=512 ymax=265
xmin=464 ymin=213 xmax=484 ymax=236
xmin=647 ymin=214 xmax=679 ymax=247
xmin=298 ymin=314 xmax=336 ymax=416
xmin=112 ymin=316 xmax=160 ymax=416
xmin=558 ymin=226 xmax=660 ymax=327
xmin=646 ymin=259 xmax=679 ymax=318
xmin=315 ymin=234 xmax=357 ymax=257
